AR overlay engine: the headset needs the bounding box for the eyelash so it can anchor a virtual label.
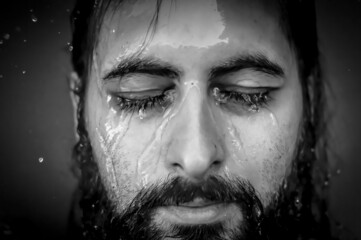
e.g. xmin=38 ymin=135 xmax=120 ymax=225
xmin=114 ymin=88 xmax=271 ymax=114
xmin=212 ymin=87 xmax=271 ymax=111
xmin=115 ymin=92 xmax=173 ymax=113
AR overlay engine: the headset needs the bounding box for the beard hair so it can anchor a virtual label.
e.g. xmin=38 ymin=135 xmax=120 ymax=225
xmin=79 ymin=174 xmax=267 ymax=240
xmin=71 ymin=138 xmax=310 ymax=240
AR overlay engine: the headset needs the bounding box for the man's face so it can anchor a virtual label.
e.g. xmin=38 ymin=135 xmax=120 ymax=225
xmin=83 ymin=0 xmax=302 ymax=238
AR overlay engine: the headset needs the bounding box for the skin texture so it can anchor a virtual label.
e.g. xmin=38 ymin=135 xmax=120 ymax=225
xmin=82 ymin=0 xmax=303 ymax=234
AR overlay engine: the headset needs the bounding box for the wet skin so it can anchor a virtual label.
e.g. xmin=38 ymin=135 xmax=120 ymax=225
xmin=82 ymin=0 xmax=303 ymax=234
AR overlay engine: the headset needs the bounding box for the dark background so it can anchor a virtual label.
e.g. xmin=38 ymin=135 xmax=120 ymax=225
xmin=0 ymin=0 xmax=360 ymax=239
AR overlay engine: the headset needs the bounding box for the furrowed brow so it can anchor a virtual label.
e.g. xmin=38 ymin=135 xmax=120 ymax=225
xmin=103 ymin=57 xmax=181 ymax=81
xmin=209 ymin=53 xmax=285 ymax=80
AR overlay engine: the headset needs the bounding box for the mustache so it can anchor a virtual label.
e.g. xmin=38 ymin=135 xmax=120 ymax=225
xmin=115 ymin=175 xmax=265 ymax=223
xmin=130 ymin=175 xmax=263 ymax=208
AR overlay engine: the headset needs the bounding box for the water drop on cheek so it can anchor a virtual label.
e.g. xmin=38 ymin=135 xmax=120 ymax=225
xmin=31 ymin=15 xmax=38 ymax=23
xmin=248 ymin=104 xmax=259 ymax=113
xmin=269 ymin=112 xmax=278 ymax=127
xmin=212 ymin=87 xmax=223 ymax=104
xmin=106 ymin=95 xmax=112 ymax=104
xmin=138 ymin=108 xmax=146 ymax=120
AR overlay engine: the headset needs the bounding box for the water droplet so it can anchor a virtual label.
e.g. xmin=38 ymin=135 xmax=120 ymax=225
xmin=29 ymin=9 xmax=34 ymax=13
xmin=212 ymin=87 xmax=220 ymax=97
xmin=22 ymin=70 xmax=26 ymax=74
xmin=248 ymin=104 xmax=259 ymax=112
xmin=58 ymin=31 xmax=61 ymax=35
xmin=31 ymin=15 xmax=38 ymax=23
xmin=0 ymin=74 xmax=3 ymax=78
xmin=15 ymin=26 xmax=21 ymax=32
xmin=23 ymin=39 xmax=27 ymax=43
xmin=67 ymin=42 xmax=73 ymax=52
xmin=66 ymin=8 xmax=70 ymax=13
xmin=310 ymin=148 xmax=315 ymax=153
xmin=336 ymin=169 xmax=341 ymax=175
xmin=3 ymin=33 xmax=10 ymax=40
xmin=138 ymin=108 xmax=146 ymax=120
xmin=0 ymin=40 xmax=3 ymax=44
xmin=212 ymin=87 xmax=227 ymax=104
xmin=112 ymin=29 xmax=116 ymax=33
xmin=294 ymin=197 xmax=302 ymax=209
xmin=324 ymin=180 xmax=329 ymax=187
xmin=38 ymin=157 xmax=44 ymax=163
xmin=255 ymin=208 xmax=261 ymax=218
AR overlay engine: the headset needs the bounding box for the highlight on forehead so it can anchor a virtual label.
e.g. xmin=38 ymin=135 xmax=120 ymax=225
xmin=71 ymin=0 xmax=309 ymax=80
xmin=94 ymin=0 xmax=290 ymax=68
xmin=99 ymin=0 xmax=284 ymax=46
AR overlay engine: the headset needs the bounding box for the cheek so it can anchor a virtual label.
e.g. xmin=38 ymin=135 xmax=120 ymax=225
xmin=86 ymin=85 xmax=164 ymax=211
xmin=85 ymin=77 xmax=140 ymax=211
xmin=258 ymin=127 xmax=296 ymax=204
xmin=224 ymin=110 xmax=300 ymax=206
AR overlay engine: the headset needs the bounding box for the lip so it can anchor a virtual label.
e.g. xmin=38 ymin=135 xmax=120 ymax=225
xmin=156 ymin=201 xmax=237 ymax=225
xmin=177 ymin=197 xmax=222 ymax=208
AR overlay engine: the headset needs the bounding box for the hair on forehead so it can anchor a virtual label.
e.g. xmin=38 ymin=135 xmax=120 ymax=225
xmin=70 ymin=0 xmax=164 ymax=82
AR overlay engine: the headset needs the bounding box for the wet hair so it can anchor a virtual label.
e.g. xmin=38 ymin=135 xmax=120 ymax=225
xmin=69 ymin=0 xmax=334 ymax=239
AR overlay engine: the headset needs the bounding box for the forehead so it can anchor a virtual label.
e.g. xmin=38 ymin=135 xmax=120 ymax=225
xmin=96 ymin=0 xmax=291 ymax=72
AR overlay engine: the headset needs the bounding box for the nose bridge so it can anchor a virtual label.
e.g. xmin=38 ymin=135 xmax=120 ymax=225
xmin=183 ymin=83 xmax=204 ymax=141
xmin=166 ymin=82 xmax=223 ymax=180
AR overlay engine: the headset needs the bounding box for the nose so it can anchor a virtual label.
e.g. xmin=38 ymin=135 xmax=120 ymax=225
xmin=164 ymin=84 xmax=225 ymax=181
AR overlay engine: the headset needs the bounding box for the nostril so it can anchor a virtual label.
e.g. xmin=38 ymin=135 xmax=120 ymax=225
xmin=212 ymin=159 xmax=222 ymax=166
xmin=172 ymin=162 xmax=182 ymax=169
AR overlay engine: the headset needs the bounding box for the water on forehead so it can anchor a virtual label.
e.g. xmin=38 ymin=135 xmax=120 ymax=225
xmin=97 ymin=0 xmax=283 ymax=68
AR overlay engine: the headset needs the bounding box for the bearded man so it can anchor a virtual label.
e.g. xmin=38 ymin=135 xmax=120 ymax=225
xmin=69 ymin=0 xmax=333 ymax=239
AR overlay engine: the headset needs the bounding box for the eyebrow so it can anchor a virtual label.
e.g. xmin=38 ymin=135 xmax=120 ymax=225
xmin=103 ymin=56 xmax=181 ymax=81
xmin=209 ymin=53 xmax=285 ymax=80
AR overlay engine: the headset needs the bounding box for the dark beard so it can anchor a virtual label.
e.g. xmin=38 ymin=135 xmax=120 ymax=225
xmin=81 ymin=175 xmax=268 ymax=240
xmin=70 ymin=155 xmax=333 ymax=240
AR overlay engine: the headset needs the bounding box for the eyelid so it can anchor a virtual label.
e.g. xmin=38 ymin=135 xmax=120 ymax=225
xmin=223 ymin=86 xmax=275 ymax=92
xmin=116 ymin=89 xmax=165 ymax=98
xmin=103 ymin=74 xmax=175 ymax=93
xmin=213 ymin=71 xmax=285 ymax=88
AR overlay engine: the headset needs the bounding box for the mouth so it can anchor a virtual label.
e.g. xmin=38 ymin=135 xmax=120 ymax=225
xmin=156 ymin=198 xmax=240 ymax=225
xmin=176 ymin=197 xmax=222 ymax=208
